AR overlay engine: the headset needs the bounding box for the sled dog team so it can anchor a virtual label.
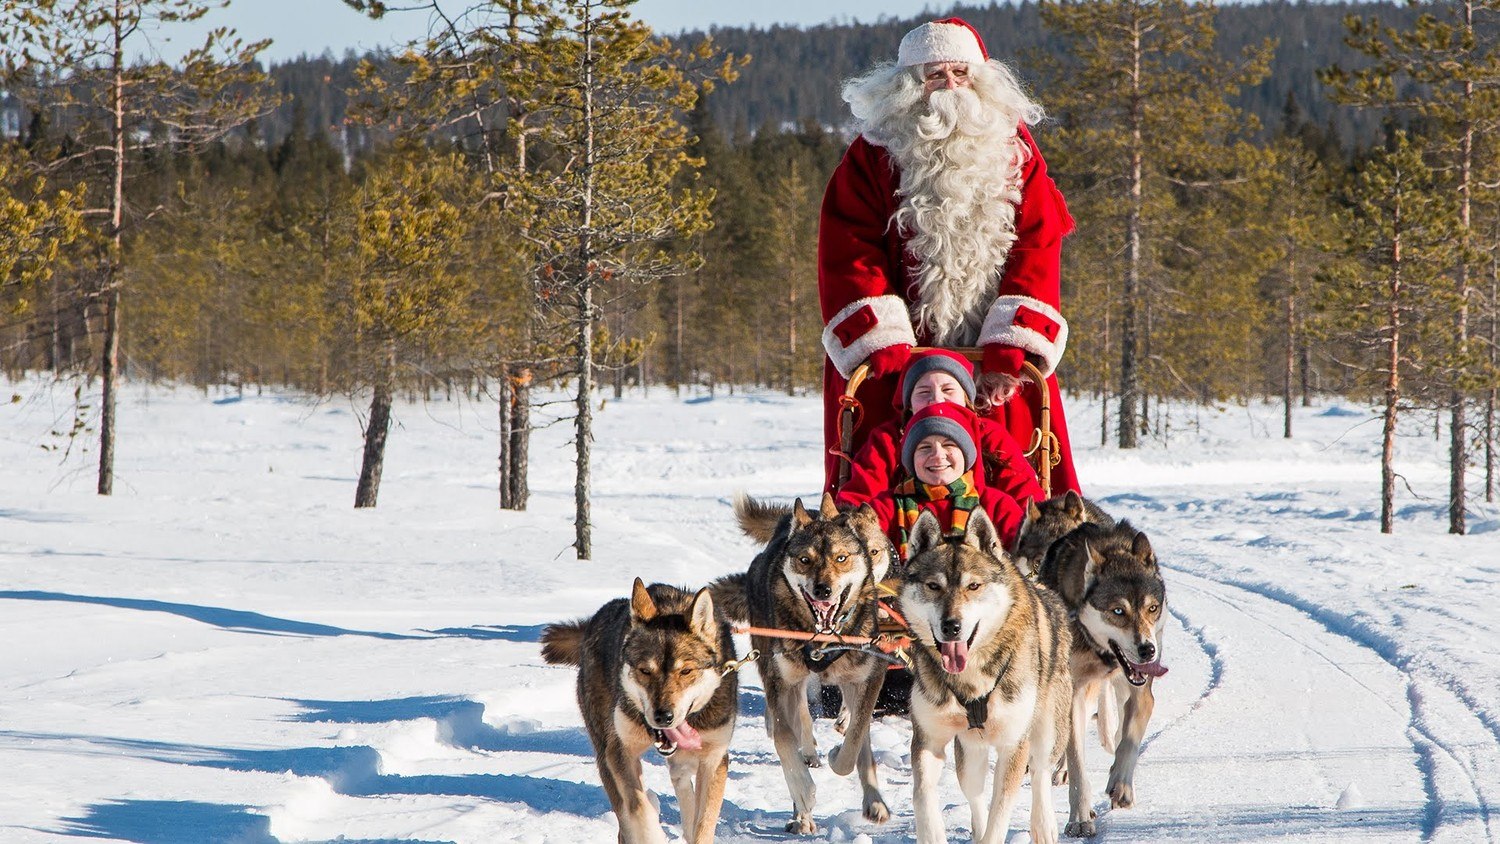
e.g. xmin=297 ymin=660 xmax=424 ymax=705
xmin=541 ymin=489 xmax=1169 ymax=843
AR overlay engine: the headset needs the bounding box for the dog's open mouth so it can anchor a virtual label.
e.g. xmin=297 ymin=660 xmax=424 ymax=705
xmin=937 ymin=626 xmax=979 ymax=675
xmin=648 ymin=721 xmax=702 ymax=757
xmin=801 ymin=586 xmax=844 ymax=632
xmin=1110 ymin=640 xmax=1168 ymax=686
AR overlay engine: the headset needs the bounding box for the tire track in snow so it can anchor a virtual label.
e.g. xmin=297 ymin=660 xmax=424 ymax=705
xmin=1169 ymin=565 xmax=1495 ymax=842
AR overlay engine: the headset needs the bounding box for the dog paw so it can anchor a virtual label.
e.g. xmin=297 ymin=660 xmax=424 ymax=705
xmin=785 ymin=816 xmax=818 ymax=834
xmin=1032 ymin=817 xmax=1061 ymax=844
xmin=828 ymin=742 xmax=857 ymax=776
xmin=863 ymin=796 xmax=890 ymax=824
xmin=801 ymin=749 xmax=821 ymax=768
xmin=1064 ymin=818 xmax=1097 ymax=838
xmin=834 ymin=706 xmax=850 ymax=735
xmin=1108 ymin=780 xmax=1135 ymax=809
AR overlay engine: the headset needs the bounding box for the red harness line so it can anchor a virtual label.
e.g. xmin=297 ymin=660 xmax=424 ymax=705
xmin=730 ymin=600 xmax=914 ymax=657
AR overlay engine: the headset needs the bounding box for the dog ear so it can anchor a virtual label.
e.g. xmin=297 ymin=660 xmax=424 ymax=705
xmin=792 ymin=497 xmax=813 ymax=527
xmin=1063 ymin=489 xmax=1085 ymax=521
xmin=1025 ymin=496 xmax=1042 ymax=524
xmin=962 ymin=508 xmax=1003 ymax=556
xmin=1081 ymin=540 xmax=1103 ymax=594
xmin=819 ymin=492 xmax=840 ymax=519
xmin=688 ymin=587 xmax=716 ymax=640
xmin=908 ymin=510 xmax=945 ymax=558
xmin=630 ymin=577 xmax=657 ymax=624
xmin=850 ymin=503 xmax=892 ymax=580
xmin=1132 ymin=531 xmax=1157 ymax=567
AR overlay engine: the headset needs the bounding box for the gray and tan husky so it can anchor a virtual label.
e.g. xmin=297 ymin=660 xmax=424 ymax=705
xmin=711 ymin=492 xmax=895 ymax=835
xmin=541 ymin=578 xmax=738 ymax=844
xmin=1038 ymin=520 xmax=1168 ymax=838
xmin=901 ymin=508 xmax=1073 ymax=844
xmin=1013 ymin=489 xmax=1115 ymax=579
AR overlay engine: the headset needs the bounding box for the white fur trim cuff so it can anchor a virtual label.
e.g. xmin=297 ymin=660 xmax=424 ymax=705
xmin=898 ymin=21 xmax=987 ymax=67
xmin=979 ymin=295 xmax=1069 ymax=377
xmin=822 ymin=295 xmax=918 ymax=378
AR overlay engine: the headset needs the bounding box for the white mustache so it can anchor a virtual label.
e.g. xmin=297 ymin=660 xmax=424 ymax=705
xmin=916 ymin=87 xmax=1008 ymax=141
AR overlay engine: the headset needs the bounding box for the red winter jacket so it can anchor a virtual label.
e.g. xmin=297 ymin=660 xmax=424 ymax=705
xmin=835 ymin=414 xmax=1044 ymax=514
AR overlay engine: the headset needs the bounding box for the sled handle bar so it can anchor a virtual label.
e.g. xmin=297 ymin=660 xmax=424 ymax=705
xmin=836 ymin=348 xmax=1054 ymax=499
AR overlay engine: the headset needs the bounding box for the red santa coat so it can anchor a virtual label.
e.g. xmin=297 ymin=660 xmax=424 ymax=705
xmin=834 ymin=414 xmax=1044 ymax=513
xmin=818 ymin=124 xmax=1081 ymax=496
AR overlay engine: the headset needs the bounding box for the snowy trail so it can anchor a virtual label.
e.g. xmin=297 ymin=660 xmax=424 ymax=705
xmin=2 ymin=385 xmax=1498 ymax=842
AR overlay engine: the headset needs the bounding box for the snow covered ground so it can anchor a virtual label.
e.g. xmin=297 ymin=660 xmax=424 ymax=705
xmin=1 ymin=377 xmax=1496 ymax=843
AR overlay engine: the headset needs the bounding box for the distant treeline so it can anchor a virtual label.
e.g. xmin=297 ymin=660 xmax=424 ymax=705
xmin=233 ymin=1 xmax=1414 ymax=155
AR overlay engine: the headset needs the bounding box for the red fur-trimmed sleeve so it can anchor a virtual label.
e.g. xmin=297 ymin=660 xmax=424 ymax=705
xmin=835 ymin=421 xmax=902 ymax=509
xmin=819 ymin=137 xmax=917 ymax=378
xmin=976 ymin=418 xmax=1045 ymax=506
xmin=979 ymin=125 xmax=1075 ymax=377
xmin=980 ymin=487 xmax=1025 ymax=551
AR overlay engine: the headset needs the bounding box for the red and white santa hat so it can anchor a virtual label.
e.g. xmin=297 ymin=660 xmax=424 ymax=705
xmin=897 ymin=17 xmax=989 ymax=67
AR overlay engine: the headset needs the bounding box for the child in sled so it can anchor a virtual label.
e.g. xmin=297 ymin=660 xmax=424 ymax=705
xmin=858 ymin=402 xmax=1027 ymax=557
xmin=836 ymin=349 xmax=1041 ymax=555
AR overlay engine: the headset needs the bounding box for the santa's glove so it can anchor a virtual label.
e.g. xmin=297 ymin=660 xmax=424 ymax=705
xmin=977 ymin=345 xmax=1026 ymax=411
xmin=863 ymin=344 xmax=913 ymax=379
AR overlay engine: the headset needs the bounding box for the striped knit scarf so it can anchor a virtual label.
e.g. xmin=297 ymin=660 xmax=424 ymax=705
xmin=893 ymin=470 xmax=980 ymax=560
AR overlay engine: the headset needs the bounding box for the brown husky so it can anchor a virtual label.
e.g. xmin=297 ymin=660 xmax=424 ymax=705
xmin=711 ymin=492 xmax=894 ymax=835
xmin=1014 ymin=490 xmax=1124 ymax=762
xmin=541 ymin=578 xmax=738 ymax=844
xmin=1039 ymin=521 xmax=1168 ymax=838
xmin=901 ymin=508 xmax=1073 ymax=844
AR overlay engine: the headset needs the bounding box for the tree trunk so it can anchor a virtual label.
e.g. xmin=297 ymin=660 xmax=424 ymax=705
xmin=1117 ymin=23 xmax=1144 ymax=450
xmin=509 ymin=366 xmax=531 ymax=510
xmin=355 ymin=345 xmax=396 ymax=509
xmin=574 ymin=1 xmax=597 ymax=560
xmin=98 ymin=9 xmax=126 ymax=496
xmin=1284 ymin=255 xmax=1296 ymax=439
xmin=498 ymin=368 xmax=513 ymax=509
xmin=1381 ymin=210 xmax=1403 ymax=535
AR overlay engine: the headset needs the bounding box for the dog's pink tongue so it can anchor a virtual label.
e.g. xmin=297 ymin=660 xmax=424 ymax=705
xmin=1135 ymin=660 xmax=1168 ymax=678
xmin=938 ymin=640 xmax=969 ymax=674
xmin=663 ymin=722 xmax=701 ymax=751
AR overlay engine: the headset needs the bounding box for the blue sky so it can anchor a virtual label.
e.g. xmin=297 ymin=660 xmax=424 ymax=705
xmin=158 ymin=0 xmax=953 ymax=63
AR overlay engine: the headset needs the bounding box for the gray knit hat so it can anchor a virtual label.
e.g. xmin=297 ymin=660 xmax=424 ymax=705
xmin=899 ymin=349 xmax=977 ymax=410
xmin=901 ymin=403 xmax=979 ymax=478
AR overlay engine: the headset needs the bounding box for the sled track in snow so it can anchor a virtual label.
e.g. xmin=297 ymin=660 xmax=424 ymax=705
xmin=1169 ymin=563 xmax=1498 ymax=843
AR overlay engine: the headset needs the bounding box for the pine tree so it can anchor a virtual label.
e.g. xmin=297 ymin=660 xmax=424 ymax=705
xmin=1039 ymin=0 xmax=1272 ymax=447
xmin=0 ymin=150 xmax=85 ymax=332
xmin=332 ymin=145 xmax=480 ymax=508
xmin=511 ymin=0 xmax=734 ymax=558
xmin=1315 ymin=133 xmax=1462 ymax=533
xmin=1323 ymin=0 xmax=1500 ymax=533
xmin=1 ymin=0 xmax=276 ymax=494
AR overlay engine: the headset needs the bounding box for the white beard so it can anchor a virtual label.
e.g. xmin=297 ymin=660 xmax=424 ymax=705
xmin=846 ymin=64 xmax=1035 ymax=346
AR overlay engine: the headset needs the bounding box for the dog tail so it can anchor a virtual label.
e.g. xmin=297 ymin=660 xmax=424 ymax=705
xmin=540 ymin=619 xmax=587 ymax=666
xmin=708 ymin=572 xmax=749 ymax=625
xmin=733 ymin=491 xmax=788 ymax=544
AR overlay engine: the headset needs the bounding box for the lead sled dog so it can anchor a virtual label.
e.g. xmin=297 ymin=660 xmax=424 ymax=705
xmin=901 ymin=508 xmax=1073 ymax=844
xmin=541 ymin=579 xmax=738 ymax=844
xmin=711 ymin=493 xmax=895 ymax=835
xmin=1038 ymin=520 xmax=1169 ymax=837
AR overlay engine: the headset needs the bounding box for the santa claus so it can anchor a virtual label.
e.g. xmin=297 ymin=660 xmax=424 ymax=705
xmin=818 ymin=16 xmax=1081 ymax=496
